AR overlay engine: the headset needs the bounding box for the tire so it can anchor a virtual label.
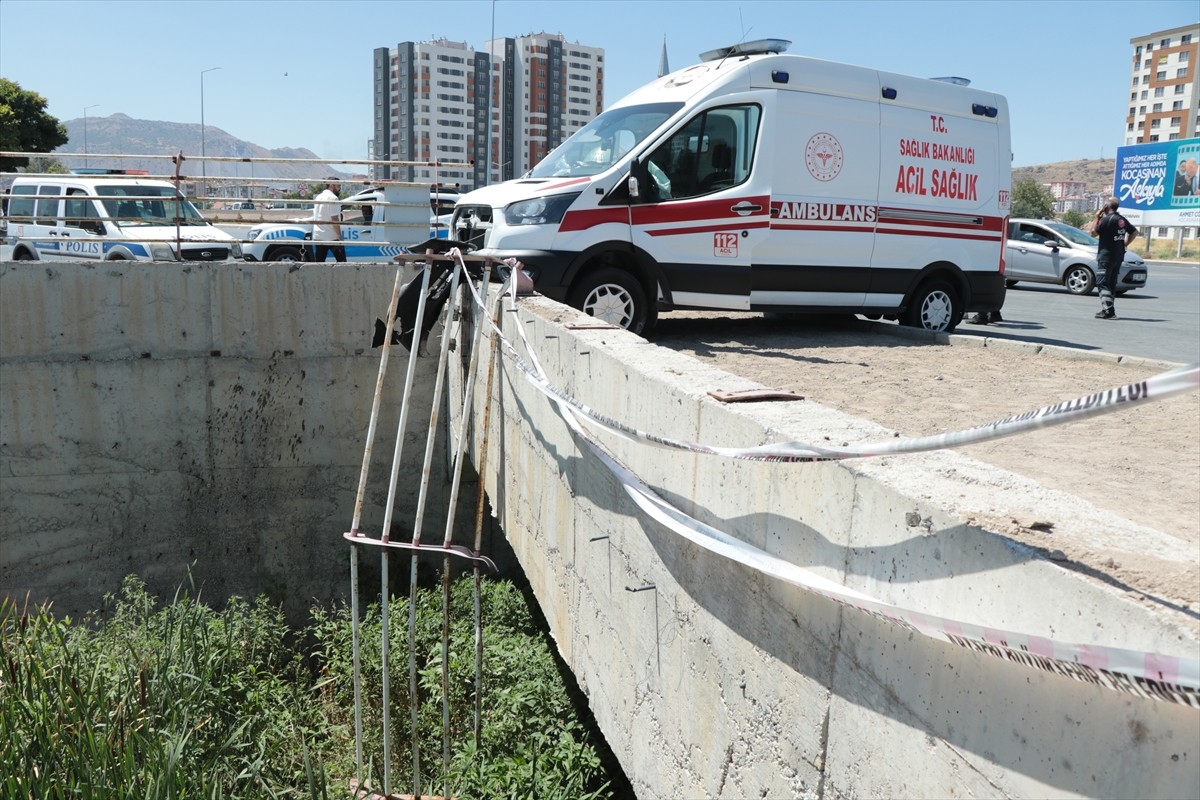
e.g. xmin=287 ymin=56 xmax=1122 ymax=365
xmin=268 ymin=245 xmax=305 ymax=263
xmin=567 ymin=267 xmax=654 ymax=335
xmin=901 ymin=279 xmax=961 ymax=333
xmin=1063 ymin=264 xmax=1095 ymax=295
xmin=1005 ymin=279 xmax=1019 ymax=288
xmin=13 ymin=248 xmax=35 ymax=261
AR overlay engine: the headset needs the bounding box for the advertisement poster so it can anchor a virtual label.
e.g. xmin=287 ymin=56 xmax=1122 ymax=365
xmin=1113 ymin=137 xmax=1200 ymax=228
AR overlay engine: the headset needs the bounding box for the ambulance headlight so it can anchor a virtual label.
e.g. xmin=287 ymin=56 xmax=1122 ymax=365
xmin=504 ymin=193 xmax=580 ymax=226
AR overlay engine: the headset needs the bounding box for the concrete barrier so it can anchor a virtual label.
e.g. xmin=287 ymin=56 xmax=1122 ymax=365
xmin=0 ymin=260 xmax=463 ymax=624
xmin=453 ymin=292 xmax=1199 ymax=798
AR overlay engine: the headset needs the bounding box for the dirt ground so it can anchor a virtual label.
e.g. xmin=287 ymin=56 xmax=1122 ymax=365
xmin=649 ymin=312 xmax=1200 ymax=614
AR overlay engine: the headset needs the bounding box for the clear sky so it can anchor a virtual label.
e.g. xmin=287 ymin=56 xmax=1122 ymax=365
xmin=1 ymin=0 xmax=1196 ymax=168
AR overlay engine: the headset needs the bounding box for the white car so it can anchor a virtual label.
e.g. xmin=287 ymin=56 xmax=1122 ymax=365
xmin=1005 ymin=219 xmax=1148 ymax=295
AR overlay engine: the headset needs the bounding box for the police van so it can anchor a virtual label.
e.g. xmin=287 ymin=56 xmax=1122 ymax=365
xmin=451 ymin=39 xmax=1011 ymax=333
xmin=242 ymin=184 xmax=452 ymax=263
xmin=5 ymin=176 xmax=240 ymax=262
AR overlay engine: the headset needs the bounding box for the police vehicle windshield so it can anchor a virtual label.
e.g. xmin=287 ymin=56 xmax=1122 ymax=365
xmin=528 ymin=102 xmax=684 ymax=179
xmin=96 ymin=185 xmax=207 ymax=227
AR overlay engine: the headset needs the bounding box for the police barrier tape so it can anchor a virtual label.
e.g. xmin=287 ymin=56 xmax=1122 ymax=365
xmin=452 ymin=254 xmax=1200 ymax=707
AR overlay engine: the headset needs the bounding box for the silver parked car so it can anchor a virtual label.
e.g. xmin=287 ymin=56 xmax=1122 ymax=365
xmin=1005 ymin=218 xmax=1148 ymax=295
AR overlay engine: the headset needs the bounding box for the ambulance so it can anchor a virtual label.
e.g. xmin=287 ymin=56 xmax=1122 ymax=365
xmin=242 ymin=184 xmax=453 ymax=263
xmin=450 ymin=39 xmax=1011 ymax=333
xmin=5 ymin=176 xmax=240 ymax=262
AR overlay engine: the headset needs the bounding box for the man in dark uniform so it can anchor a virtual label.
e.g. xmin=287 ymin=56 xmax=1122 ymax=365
xmin=1090 ymin=197 xmax=1138 ymax=320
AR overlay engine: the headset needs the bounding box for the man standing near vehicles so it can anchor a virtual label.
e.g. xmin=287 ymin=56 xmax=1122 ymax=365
xmin=308 ymin=180 xmax=344 ymax=262
xmin=1090 ymin=197 xmax=1137 ymax=320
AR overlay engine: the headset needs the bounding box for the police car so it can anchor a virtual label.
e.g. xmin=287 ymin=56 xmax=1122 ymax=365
xmin=5 ymin=175 xmax=240 ymax=262
xmin=242 ymin=184 xmax=455 ymax=263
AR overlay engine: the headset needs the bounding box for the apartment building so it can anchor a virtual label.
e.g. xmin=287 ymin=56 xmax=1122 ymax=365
xmin=1126 ymin=23 xmax=1199 ymax=146
xmin=372 ymin=33 xmax=604 ymax=190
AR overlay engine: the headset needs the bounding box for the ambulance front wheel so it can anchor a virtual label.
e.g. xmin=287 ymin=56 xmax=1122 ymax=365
xmin=901 ymin=279 xmax=961 ymax=333
xmin=568 ymin=267 xmax=655 ymax=335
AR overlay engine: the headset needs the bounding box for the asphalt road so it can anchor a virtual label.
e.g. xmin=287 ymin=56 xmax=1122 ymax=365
xmin=951 ymin=261 xmax=1200 ymax=365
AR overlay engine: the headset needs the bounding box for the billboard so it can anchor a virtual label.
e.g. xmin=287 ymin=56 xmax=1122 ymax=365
xmin=1112 ymin=137 xmax=1200 ymax=228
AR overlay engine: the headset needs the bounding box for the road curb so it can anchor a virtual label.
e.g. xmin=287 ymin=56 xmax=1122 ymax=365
xmin=865 ymin=320 xmax=1186 ymax=371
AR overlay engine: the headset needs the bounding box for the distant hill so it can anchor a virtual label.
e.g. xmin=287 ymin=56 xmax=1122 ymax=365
xmin=1012 ymin=159 xmax=1116 ymax=194
xmin=54 ymin=113 xmax=355 ymax=183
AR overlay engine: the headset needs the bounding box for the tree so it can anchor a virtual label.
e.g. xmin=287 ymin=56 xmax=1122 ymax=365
xmin=1010 ymin=178 xmax=1055 ymax=219
xmin=1061 ymin=209 xmax=1090 ymax=230
xmin=0 ymin=78 xmax=69 ymax=173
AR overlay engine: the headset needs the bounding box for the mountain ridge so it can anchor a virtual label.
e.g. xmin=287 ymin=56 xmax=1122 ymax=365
xmin=56 ymin=114 xmax=355 ymax=182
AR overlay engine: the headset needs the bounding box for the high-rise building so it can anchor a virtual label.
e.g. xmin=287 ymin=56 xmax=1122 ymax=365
xmin=373 ymin=33 xmax=604 ymax=191
xmin=1126 ymin=24 xmax=1199 ymax=146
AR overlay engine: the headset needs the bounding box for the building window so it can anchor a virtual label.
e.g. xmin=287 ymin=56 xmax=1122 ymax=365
xmin=1161 ymin=38 xmax=1170 ymax=47
xmin=1170 ymin=133 xmax=1180 ymax=140
xmin=1128 ymin=122 xmax=1135 ymax=131
xmin=1141 ymin=90 xmax=1148 ymax=99
xmin=1150 ymin=134 xmax=1159 ymax=142
xmin=1146 ymin=43 xmax=1154 ymax=51
xmin=1178 ymin=68 xmax=1189 ymax=78
xmin=1175 ymin=100 xmax=1185 ymax=110
xmin=1183 ymin=34 xmax=1193 ymax=43
xmin=1153 ymin=102 xmax=1163 ymax=112
xmin=1154 ymin=87 xmax=1165 ymax=97
xmin=1172 ymin=116 xmax=1182 ymax=126
xmin=1151 ymin=119 xmax=1161 ymax=128
xmin=1177 ymin=84 xmax=1186 ymax=94
xmin=1157 ymin=70 xmax=1167 ymax=80
xmin=1182 ymin=51 xmax=1191 ymax=61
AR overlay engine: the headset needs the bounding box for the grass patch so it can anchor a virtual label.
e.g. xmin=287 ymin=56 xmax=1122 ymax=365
xmin=2 ymin=574 xmax=625 ymax=799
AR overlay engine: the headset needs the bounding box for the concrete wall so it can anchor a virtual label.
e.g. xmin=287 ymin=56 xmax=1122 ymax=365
xmin=0 ymin=260 xmax=462 ymax=623
xmin=455 ymin=294 xmax=1199 ymax=799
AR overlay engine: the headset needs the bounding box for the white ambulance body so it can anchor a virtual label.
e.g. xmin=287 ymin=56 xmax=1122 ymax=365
xmin=5 ymin=176 xmax=240 ymax=262
xmin=451 ymin=40 xmax=1011 ymax=333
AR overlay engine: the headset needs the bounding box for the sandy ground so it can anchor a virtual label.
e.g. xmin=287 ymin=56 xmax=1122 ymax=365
xmin=650 ymin=312 xmax=1200 ymax=613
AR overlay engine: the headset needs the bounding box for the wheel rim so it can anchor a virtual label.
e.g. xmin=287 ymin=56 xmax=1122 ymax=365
xmin=920 ymin=289 xmax=953 ymax=331
xmin=582 ymin=282 xmax=635 ymax=327
xmin=1065 ymin=267 xmax=1091 ymax=294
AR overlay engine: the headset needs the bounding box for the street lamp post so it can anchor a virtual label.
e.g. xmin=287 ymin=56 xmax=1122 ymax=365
xmin=83 ymin=104 xmax=99 ymax=168
xmin=200 ymin=66 xmax=221 ymax=202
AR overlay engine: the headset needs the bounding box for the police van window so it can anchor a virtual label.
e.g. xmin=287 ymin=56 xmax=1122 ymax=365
xmin=34 ymin=185 xmax=61 ymax=225
xmin=641 ymin=104 xmax=761 ymax=201
xmin=64 ymin=188 xmax=105 ymax=235
xmin=7 ymin=185 xmax=36 ymax=223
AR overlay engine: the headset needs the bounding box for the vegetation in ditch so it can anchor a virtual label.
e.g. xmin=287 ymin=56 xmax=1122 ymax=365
xmin=1 ymin=574 xmax=623 ymax=799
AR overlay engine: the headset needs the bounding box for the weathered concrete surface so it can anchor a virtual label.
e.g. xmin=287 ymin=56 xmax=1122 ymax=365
xmin=0 ymin=260 xmax=463 ymax=623
xmin=455 ymin=294 xmax=1199 ymax=799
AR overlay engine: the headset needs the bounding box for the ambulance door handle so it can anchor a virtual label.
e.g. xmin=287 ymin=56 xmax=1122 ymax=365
xmin=731 ymin=202 xmax=761 ymax=215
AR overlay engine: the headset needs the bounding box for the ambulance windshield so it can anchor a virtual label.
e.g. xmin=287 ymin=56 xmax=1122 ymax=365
xmin=528 ymin=102 xmax=683 ymax=179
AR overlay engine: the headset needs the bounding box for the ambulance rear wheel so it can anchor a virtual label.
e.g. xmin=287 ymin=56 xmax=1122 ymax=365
xmin=568 ymin=267 xmax=654 ymax=335
xmin=901 ymin=280 xmax=961 ymax=333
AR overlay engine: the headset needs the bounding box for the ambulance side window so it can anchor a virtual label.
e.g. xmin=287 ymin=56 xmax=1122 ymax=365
xmin=641 ymin=104 xmax=761 ymax=202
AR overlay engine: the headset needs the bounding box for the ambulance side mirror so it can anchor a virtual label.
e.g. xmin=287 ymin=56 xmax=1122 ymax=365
xmin=628 ymin=158 xmax=649 ymax=201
